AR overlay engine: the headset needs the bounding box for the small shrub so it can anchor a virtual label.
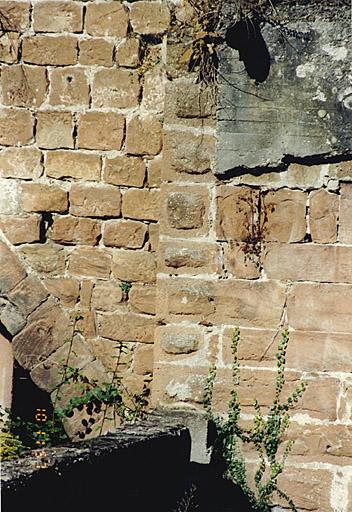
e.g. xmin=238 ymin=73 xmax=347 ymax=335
xmin=203 ymin=328 xmax=306 ymax=512
xmin=0 ymin=432 xmax=25 ymax=461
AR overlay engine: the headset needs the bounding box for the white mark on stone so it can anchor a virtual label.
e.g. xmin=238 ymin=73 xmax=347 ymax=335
xmin=296 ymin=63 xmax=315 ymax=78
xmin=323 ymin=44 xmax=348 ymax=61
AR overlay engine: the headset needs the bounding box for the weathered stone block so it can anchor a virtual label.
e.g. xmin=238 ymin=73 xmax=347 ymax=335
xmin=116 ymin=38 xmax=140 ymax=68
xmin=133 ymin=344 xmax=154 ymax=375
xmin=288 ymin=283 xmax=352 ymax=332
xmin=104 ymin=155 xmax=145 ymax=188
xmin=263 ymin=188 xmax=307 ymax=242
xmin=92 ymin=69 xmax=140 ymax=109
xmin=129 ymin=285 xmax=156 ymax=315
xmin=0 ymin=108 xmax=33 ymax=146
xmin=91 ymin=282 xmax=123 ymax=311
xmin=163 ymin=130 xmax=214 ymax=177
xmin=147 ymin=157 xmax=162 ymax=187
xmin=112 ymin=250 xmax=156 ymax=283
xmin=215 ymin=186 xmax=258 ymax=241
xmin=33 ymin=1 xmax=83 ymax=33
xmin=126 ymin=115 xmax=162 ymax=156
xmin=49 ymin=67 xmax=89 ymax=107
xmin=0 ymin=147 xmax=42 ymax=179
xmin=122 ymin=189 xmax=160 ymax=221
xmin=159 ymin=240 xmax=221 ymax=275
xmin=12 ymin=298 xmax=73 ymax=370
xmin=339 ymin=183 xmax=352 ymax=243
xmin=43 ymin=278 xmax=80 ymax=308
xmin=77 ymin=112 xmax=124 ymax=151
xmin=161 ymin=330 xmax=199 ymax=355
xmin=97 ymin=311 xmax=156 ymax=343
xmin=51 ymin=216 xmax=101 ymax=245
xmin=45 ymin=151 xmax=101 ymax=181
xmin=0 ymin=241 xmax=26 ymax=294
xmin=309 ymin=189 xmax=338 ymax=243
xmin=21 ymin=183 xmax=68 ymax=213
xmin=68 ymin=248 xmax=112 ymax=279
xmin=69 ymin=184 xmax=121 ymax=218
xmin=8 ymin=275 xmax=48 ymax=317
xmin=0 ymin=34 xmax=20 ymax=64
xmin=103 ymin=219 xmax=147 ymax=248
xmin=79 ymin=38 xmax=114 ymax=67
xmin=79 ymin=280 xmax=94 ymax=308
xmin=85 ymin=2 xmax=128 ymax=37
xmin=87 ymin=338 xmax=133 ymax=373
xmin=36 ymin=111 xmax=73 ymax=149
xmin=18 ymin=244 xmax=66 ymax=276
xmin=1 ymin=65 xmax=47 ymax=108
xmin=22 ymin=35 xmax=78 ymax=65
xmin=223 ymin=242 xmax=260 ymax=279
xmin=0 ymin=180 xmax=21 ymax=214
xmin=142 ymin=68 xmax=164 ymax=113
xmin=0 ymin=215 xmax=40 ymax=245
xmin=0 ymin=299 xmax=26 ymax=336
xmin=130 ymin=2 xmax=170 ymax=35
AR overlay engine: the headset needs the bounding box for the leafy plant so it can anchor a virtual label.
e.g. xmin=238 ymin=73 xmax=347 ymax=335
xmin=203 ymin=328 xmax=306 ymax=511
xmin=0 ymin=431 xmax=25 ymax=461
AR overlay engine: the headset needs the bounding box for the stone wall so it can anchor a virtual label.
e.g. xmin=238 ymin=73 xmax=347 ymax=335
xmin=2 ymin=1 xmax=352 ymax=511
xmin=0 ymin=0 xmax=168 ymax=425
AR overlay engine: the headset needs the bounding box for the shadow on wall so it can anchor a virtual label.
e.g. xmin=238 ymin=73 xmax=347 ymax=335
xmin=226 ymin=19 xmax=271 ymax=84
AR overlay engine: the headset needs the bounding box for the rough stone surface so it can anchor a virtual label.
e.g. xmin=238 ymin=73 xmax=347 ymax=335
xmin=112 ymin=250 xmax=156 ymax=283
xmin=91 ymin=282 xmax=123 ymax=311
xmin=68 ymin=248 xmax=111 ymax=279
xmin=0 ymin=216 xmax=40 ymax=245
xmin=51 ymin=216 xmax=101 ymax=245
xmin=85 ymin=2 xmax=129 ymax=37
xmin=92 ymin=69 xmax=140 ymax=109
xmin=77 ymin=112 xmax=124 ymax=151
xmin=18 ymin=244 xmax=66 ymax=275
xmin=49 ymin=67 xmax=89 ymax=107
xmin=116 ymin=38 xmax=140 ymax=68
xmin=36 ymin=111 xmax=73 ymax=149
xmin=122 ymin=189 xmax=160 ymax=221
xmin=97 ymin=312 xmax=156 ymax=343
xmin=0 ymin=241 xmax=26 ymax=294
xmin=33 ymin=1 xmax=83 ymax=33
xmin=22 ymin=35 xmax=78 ymax=65
xmin=0 ymin=147 xmax=42 ymax=179
xmin=45 ymin=151 xmax=101 ymax=181
xmin=103 ymin=220 xmax=147 ymax=248
xmin=1 ymin=65 xmax=47 ymax=108
xmin=104 ymin=156 xmax=146 ymax=188
xmin=129 ymin=285 xmax=156 ymax=315
xmin=8 ymin=275 xmax=48 ymax=317
xmin=0 ymin=108 xmax=33 ymax=146
xmin=79 ymin=38 xmax=114 ymax=67
xmin=130 ymin=2 xmax=170 ymax=35
xmin=69 ymin=184 xmax=121 ymax=218
xmin=309 ymin=189 xmax=338 ymax=243
xmin=21 ymin=183 xmax=68 ymax=213
xmin=43 ymin=278 xmax=80 ymax=308
xmin=126 ymin=115 xmax=163 ymax=156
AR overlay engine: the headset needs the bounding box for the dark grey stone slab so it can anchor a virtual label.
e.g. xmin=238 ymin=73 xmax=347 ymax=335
xmin=217 ymin=1 xmax=352 ymax=174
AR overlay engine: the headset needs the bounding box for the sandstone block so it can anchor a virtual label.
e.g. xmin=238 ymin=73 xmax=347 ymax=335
xmin=12 ymin=298 xmax=73 ymax=370
xmin=21 ymin=183 xmax=68 ymax=213
xmin=0 ymin=34 xmax=20 ymax=64
xmin=79 ymin=38 xmax=114 ymax=67
xmin=1 ymin=64 xmax=47 ymax=108
xmin=87 ymin=338 xmax=133 ymax=373
xmin=45 ymin=150 xmax=101 ymax=181
xmin=0 ymin=240 xmax=26 ymax=294
xmin=103 ymin=219 xmax=147 ymax=248
xmin=112 ymin=250 xmax=156 ymax=283
xmin=0 ymin=147 xmax=42 ymax=179
xmin=339 ymin=183 xmax=352 ymax=243
xmin=77 ymin=112 xmax=124 ymax=151
xmin=133 ymin=344 xmax=153 ymax=375
xmin=163 ymin=130 xmax=214 ymax=177
xmin=126 ymin=115 xmax=162 ymax=156
xmin=130 ymin=2 xmax=170 ymax=35
xmin=328 ymin=161 xmax=352 ymax=181
xmin=158 ymin=278 xmax=286 ymax=328
xmin=159 ymin=240 xmax=220 ymax=275
xmin=18 ymin=244 xmax=66 ymax=275
xmin=163 ymin=187 xmax=208 ymax=236
xmin=0 ymin=215 xmax=40 ymax=245
xmin=8 ymin=275 xmax=48 ymax=317
xmin=0 ymin=108 xmax=33 ymax=146
xmin=43 ymin=277 xmax=79 ymax=308
xmin=51 ymin=215 xmax=101 ymax=245
xmin=70 ymin=184 xmax=121 ymax=218
xmin=263 ymin=188 xmax=307 ymax=242
xmin=86 ymin=2 xmax=128 ymax=37
xmin=142 ymin=69 xmax=165 ymax=113
xmin=22 ymin=35 xmax=78 ymax=65
xmin=68 ymin=247 xmax=111 ymax=278
xmin=91 ymin=282 xmax=123 ymax=311
xmin=166 ymin=79 xmax=214 ymax=119
xmin=104 ymin=155 xmax=145 ymax=188
xmin=79 ymin=280 xmax=94 ymax=308
xmin=148 ymin=223 xmax=159 ymax=251
xmin=0 ymin=180 xmax=20 ymax=214
xmin=161 ymin=329 xmax=199 ymax=355
xmin=30 ymin=334 xmax=94 ymax=393
xmin=33 ymin=1 xmax=83 ymax=33
xmin=76 ymin=311 xmax=96 ymax=339
xmin=116 ymin=38 xmax=140 ymax=67
xmin=97 ymin=311 xmax=156 ymax=343
xmin=224 ymin=242 xmax=260 ymax=279
xmin=122 ymin=189 xmax=160 ymax=221
xmin=0 ymin=2 xmax=30 ymax=31
xmin=92 ymin=68 xmax=140 ymax=109
xmin=36 ymin=111 xmax=73 ymax=149
xmin=288 ymin=283 xmax=352 ymax=332
xmin=151 ymin=363 xmax=207 ymax=406
xmin=264 ymin=244 xmax=352 ymax=283
xmin=221 ymin=328 xmax=277 ymax=366
xmin=129 ymin=285 xmax=156 ymax=315
xmin=309 ymin=189 xmax=338 ymax=243
xmin=49 ymin=67 xmax=89 ymax=107
xmin=147 ymin=157 xmax=162 ymax=187
xmin=215 ymin=186 xmax=259 ymax=241
xmin=0 ymin=299 xmax=26 ymax=336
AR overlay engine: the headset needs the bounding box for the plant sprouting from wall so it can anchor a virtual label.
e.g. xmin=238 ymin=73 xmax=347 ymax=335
xmin=203 ymin=328 xmax=306 ymax=511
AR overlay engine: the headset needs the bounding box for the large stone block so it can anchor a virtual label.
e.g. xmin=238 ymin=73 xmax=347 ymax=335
xmin=263 ymin=188 xmax=307 ymax=242
xmin=159 ymin=240 xmax=221 ymax=275
xmin=22 ymin=35 xmax=78 ymax=65
xmin=45 ymin=151 xmax=101 ymax=181
xmin=21 ymin=183 xmax=68 ymax=213
xmin=43 ymin=278 xmax=80 ymax=308
xmin=122 ymin=189 xmax=160 ymax=221
xmin=36 ymin=111 xmax=73 ymax=149
xmin=129 ymin=285 xmax=156 ymax=315
xmin=8 ymin=275 xmax=48 ymax=317
xmin=112 ymin=250 xmax=156 ymax=283
xmin=85 ymin=2 xmax=128 ymax=37
xmin=130 ymin=1 xmax=170 ymax=35
xmin=1 ymin=64 xmax=47 ymax=108
xmin=69 ymin=184 xmax=121 ymax=218
xmin=51 ymin=215 xmax=101 ymax=245
xmin=18 ymin=244 xmax=66 ymax=276
xmin=91 ymin=282 xmax=123 ymax=312
xmin=116 ymin=38 xmax=140 ymax=68
xmin=0 ymin=215 xmax=40 ymax=245
xmin=68 ymin=247 xmax=111 ymax=279
xmin=12 ymin=298 xmax=74 ymax=370
xmin=0 ymin=1 xmax=30 ymax=31
xmin=33 ymin=1 xmax=83 ymax=33
xmin=103 ymin=219 xmax=147 ymax=248
xmin=0 ymin=108 xmax=33 ymax=146
xmin=126 ymin=115 xmax=162 ymax=156
xmin=49 ymin=67 xmax=89 ymax=107
xmin=92 ymin=69 xmax=140 ymax=109
xmin=0 ymin=241 xmax=26 ymax=294
xmin=77 ymin=112 xmax=125 ymax=151
xmin=0 ymin=34 xmax=20 ymax=64
xmin=97 ymin=312 xmax=156 ymax=343
xmin=103 ymin=155 xmax=145 ymax=188
xmin=0 ymin=147 xmax=42 ymax=179
xmin=79 ymin=38 xmax=114 ymax=67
